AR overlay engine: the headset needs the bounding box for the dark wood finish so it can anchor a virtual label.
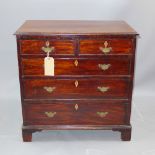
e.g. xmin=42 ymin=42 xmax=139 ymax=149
xmin=22 ymin=124 xmax=131 ymax=141
xmin=15 ymin=20 xmax=137 ymax=35
xmin=20 ymin=40 xmax=74 ymax=55
xmin=21 ymin=57 xmax=131 ymax=76
xmin=113 ymin=127 xmax=131 ymax=141
xmin=22 ymin=128 xmax=42 ymax=142
xmin=23 ymin=124 xmax=131 ymax=130
xmin=15 ymin=20 xmax=138 ymax=141
xmin=80 ymin=39 xmax=133 ymax=55
xmin=22 ymin=129 xmax=32 ymax=142
xmin=23 ymin=78 xmax=130 ymax=99
xmin=23 ymin=102 xmax=126 ymax=125
xmin=121 ymin=128 xmax=131 ymax=141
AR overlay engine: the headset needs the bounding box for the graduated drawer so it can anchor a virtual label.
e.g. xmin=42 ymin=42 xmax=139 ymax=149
xmin=23 ymin=101 xmax=126 ymax=125
xmin=80 ymin=39 xmax=133 ymax=55
xmin=21 ymin=57 xmax=131 ymax=76
xmin=20 ymin=40 xmax=74 ymax=55
xmin=23 ymin=78 xmax=130 ymax=99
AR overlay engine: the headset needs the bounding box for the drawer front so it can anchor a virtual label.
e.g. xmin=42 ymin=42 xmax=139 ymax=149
xmin=23 ymin=78 xmax=130 ymax=99
xmin=80 ymin=39 xmax=133 ymax=55
xmin=20 ymin=40 xmax=74 ymax=55
xmin=22 ymin=57 xmax=131 ymax=76
xmin=23 ymin=101 xmax=126 ymax=125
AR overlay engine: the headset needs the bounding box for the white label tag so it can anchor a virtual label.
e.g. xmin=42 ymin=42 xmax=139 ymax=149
xmin=44 ymin=57 xmax=54 ymax=76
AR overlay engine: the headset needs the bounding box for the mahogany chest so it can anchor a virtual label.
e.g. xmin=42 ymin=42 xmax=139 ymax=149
xmin=15 ymin=20 xmax=138 ymax=142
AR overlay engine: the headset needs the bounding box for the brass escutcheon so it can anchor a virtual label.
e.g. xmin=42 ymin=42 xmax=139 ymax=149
xmin=75 ymin=104 xmax=79 ymax=110
xmin=42 ymin=41 xmax=55 ymax=55
xmin=74 ymin=60 xmax=78 ymax=67
xmin=75 ymin=80 xmax=78 ymax=87
xmin=99 ymin=41 xmax=112 ymax=54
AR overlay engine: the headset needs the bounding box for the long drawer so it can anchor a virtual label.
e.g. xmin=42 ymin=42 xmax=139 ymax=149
xmin=23 ymin=78 xmax=130 ymax=99
xmin=23 ymin=101 xmax=127 ymax=125
xmin=21 ymin=57 xmax=131 ymax=76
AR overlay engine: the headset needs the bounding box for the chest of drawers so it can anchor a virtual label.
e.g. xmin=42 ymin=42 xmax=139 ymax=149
xmin=15 ymin=20 xmax=138 ymax=142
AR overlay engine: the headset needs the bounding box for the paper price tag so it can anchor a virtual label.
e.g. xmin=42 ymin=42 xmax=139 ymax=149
xmin=44 ymin=57 xmax=54 ymax=76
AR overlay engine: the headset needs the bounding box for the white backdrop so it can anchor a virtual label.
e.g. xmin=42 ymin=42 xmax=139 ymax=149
xmin=0 ymin=0 xmax=155 ymax=155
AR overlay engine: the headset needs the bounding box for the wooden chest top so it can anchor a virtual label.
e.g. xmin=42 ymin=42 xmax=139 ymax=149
xmin=15 ymin=20 xmax=137 ymax=35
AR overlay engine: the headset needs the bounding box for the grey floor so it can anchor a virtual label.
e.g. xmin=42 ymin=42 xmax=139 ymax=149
xmin=0 ymin=96 xmax=155 ymax=155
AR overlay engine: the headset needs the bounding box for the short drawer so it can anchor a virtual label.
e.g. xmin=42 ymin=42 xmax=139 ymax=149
xmin=22 ymin=57 xmax=131 ymax=76
xmin=80 ymin=39 xmax=133 ymax=55
xmin=23 ymin=101 xmax=126 ymax=125
xmin=20 ymin=40 xmax=74 ymax=55
xmin=23 ymin=78 xmax=130 ymax=99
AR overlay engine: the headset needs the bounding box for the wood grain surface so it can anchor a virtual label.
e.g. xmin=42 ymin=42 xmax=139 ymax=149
xmin=21 ymin=57 xmax=131 ymax=76
xmin=23 ymin=101 xmax=126 ymax=125
xmin=22 ymin=78 xmax=130 ymax=99
xmin=15 ymin=20 xmax=137 ymax=35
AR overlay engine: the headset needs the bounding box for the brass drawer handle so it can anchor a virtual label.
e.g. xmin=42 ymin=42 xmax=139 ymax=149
xmin=45 ymin=112 xmax=56 ymax=118
xmin=43 ymin=86 xmax=56 ymax=93
xmin=98 ymin=64 xmax=111 ymax=71
xmin=74 ymin=60 xmax=78 ymax=67
xmin=42 ymin=41 xmax=55 ymax=54
xmin=97 ymin=86 xmax=109 ymax=93
xmin=75 ymin=104 xmax=78 ymax=110
xmin=75 ymin=80 xmax=78 ymax=87
xmin=97 ymin=112 xmax=108 ymax=118
xmin=99 ymin=41 xmax=112 ymax=54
